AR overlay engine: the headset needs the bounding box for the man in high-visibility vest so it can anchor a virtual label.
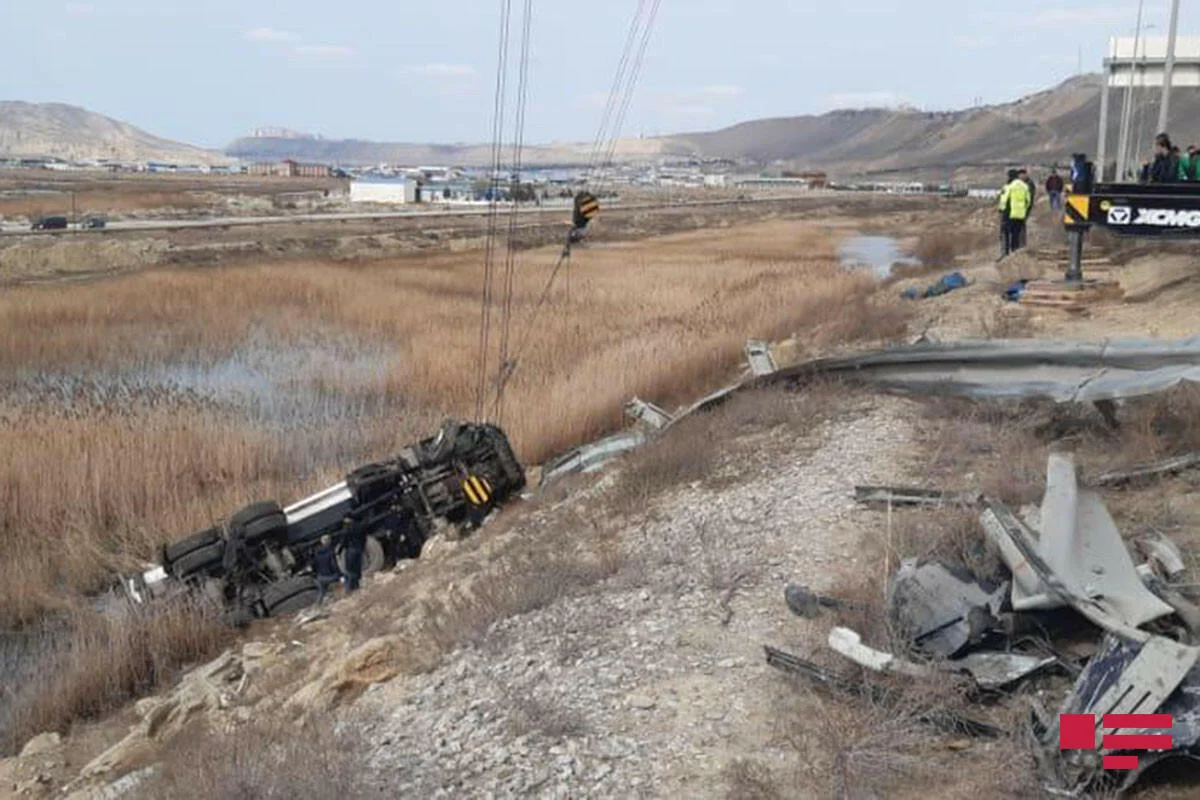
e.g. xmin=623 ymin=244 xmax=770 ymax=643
xmin=997 ymin=169 xmax=1032 ymax=256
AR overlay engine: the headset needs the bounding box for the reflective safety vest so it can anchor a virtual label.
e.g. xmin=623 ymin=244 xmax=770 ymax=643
xmin=998 ymin=179 xmax=1031 ymax=221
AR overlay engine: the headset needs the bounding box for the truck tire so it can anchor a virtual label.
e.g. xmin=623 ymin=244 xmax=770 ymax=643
xmin=163 ymin=526 xmax=221 ymax=565
xmin=482 ymin=425 xmax=526 ymax=493
xmin=230 ymin=501 xmax=288 ymax=546
xmin=260 ymin=576 xmax=320 ymax=617
xmin=171 ymin=541 xmax=225 ymax=579
xmin=338 ymin=535 xmax=387 ymax=576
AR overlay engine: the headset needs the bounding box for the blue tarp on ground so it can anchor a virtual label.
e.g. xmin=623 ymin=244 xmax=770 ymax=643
xmin=902 ymin=271 xmax=968 ymax=300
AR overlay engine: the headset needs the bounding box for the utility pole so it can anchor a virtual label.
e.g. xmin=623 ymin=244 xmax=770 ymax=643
xmin=1158 ymin=0 xmax=1181 ymax=135
xmin=1117 ymin=0 xmax=1147 ymax=182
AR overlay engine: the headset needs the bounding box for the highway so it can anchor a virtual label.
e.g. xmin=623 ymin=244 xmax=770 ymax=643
xmin=0 ymin=194 xmax=831 ymax=237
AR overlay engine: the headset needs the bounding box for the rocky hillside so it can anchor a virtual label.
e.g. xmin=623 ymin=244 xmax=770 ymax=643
xmin=676 ymin=74 xmax=1200 ymax=178
xmin=0 ymin=102 xmax=229 ymax=165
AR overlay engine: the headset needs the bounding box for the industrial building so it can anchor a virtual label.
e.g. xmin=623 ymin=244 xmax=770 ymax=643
xmin=349 ymin=177 xmax=418 ymax=204
xmin=247 ymin=159 xmax=333 ymax=178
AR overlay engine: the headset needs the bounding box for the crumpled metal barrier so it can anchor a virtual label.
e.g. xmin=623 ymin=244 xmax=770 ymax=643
xmin=759 ymin=336 xmax=1200 ymax=404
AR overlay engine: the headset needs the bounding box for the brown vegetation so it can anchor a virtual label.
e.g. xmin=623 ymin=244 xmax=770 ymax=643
xmin=3 ymin=599 xmax=231 ymax=754
xmin=133 ymin=717 xmax=370 ymax=800
xmin=0 ymin=219 xmax=909 ymax=626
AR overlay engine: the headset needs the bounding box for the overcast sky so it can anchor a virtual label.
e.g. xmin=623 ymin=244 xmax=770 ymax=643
xmin=2 ymin=0 xmax=1196 ymax=147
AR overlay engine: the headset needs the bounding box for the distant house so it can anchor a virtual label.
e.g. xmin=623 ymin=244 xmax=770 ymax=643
xmin=248 ymin=159 xmax=332 ymax=178
xmin=349 ymin=177 xmax=418 ymax=204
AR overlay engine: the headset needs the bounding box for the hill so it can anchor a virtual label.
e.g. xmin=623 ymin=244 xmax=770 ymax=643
xmin=674 ymin=74 xmax=1200 ymax=180
xmin=224 ymin=134 xmax=680 ymax=168
xmin=0 ymin=102 xmax=230 ymax=165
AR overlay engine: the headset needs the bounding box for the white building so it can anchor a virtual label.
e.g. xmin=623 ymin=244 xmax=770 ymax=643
xmin=350 ymin=177 xmax=418 ymax=204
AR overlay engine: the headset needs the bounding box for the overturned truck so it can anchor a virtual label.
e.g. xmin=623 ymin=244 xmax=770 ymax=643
xmin=124 ymin=420 xmax=525 ymax=623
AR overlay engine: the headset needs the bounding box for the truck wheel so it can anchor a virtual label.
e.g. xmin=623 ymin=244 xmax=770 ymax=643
xmin=260 ymin=576 xmax=320 ymax=617
xmin=337 ymin=535 xmax=387 ymax=576
xmin=163 ymin=526 xmax=221 ymax=565
xmin=230 ymin=501 xmax=288 ymax=546
xmin=171 ymin=541 xmax=225 ymax=579
xmin=482 ymin=425 xmax=526 ymax=493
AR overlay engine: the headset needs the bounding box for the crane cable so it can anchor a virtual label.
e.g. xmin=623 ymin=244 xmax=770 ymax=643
xmin=488 ymin=0 xmax=661 ymax=419
xmin=474 ymin=0 xmax=516 ymax=422
xmin=494 ymin=0 xmax=536 ymax=428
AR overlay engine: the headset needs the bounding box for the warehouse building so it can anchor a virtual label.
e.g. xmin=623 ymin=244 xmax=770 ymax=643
xmin=349 ymin=177 xmax=418 ymax=204
xmin=247 ymin=159 xmax=333 ymax=178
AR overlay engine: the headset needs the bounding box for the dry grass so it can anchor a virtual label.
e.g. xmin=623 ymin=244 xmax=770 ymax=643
xmin=0 ymin=219 xmax=906 ymax=625
xmin=2 ymin=598 xmax=231 ymax=754
xmin=133 ymin=716 xmax=369 ymax=800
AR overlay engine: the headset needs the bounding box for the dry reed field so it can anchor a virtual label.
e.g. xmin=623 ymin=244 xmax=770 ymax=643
xmin=0 ymin=217 xmax=907 ymax=625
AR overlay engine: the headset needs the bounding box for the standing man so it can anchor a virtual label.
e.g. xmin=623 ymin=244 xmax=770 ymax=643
xmin=1045 ymin=169 xmax=1065 ymax=211
xmin=342 ymin=524 xmax=366 ymax=594
xmin=312 ymin=534 xmax=341 ymax=605
xmin=998 ymin=169 xmax=1031 ymax=256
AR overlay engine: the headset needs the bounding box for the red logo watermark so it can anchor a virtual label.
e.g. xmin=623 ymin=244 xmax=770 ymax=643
xmin=1060 ymin=714 xmax=1174 ymax=770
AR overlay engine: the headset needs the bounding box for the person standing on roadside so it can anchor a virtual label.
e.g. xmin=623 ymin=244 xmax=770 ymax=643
xmin=997 ymin=169 xmax=1018 ymax=258
xmin=998 ymin=169 xmax=1031 ymax=256
xmin=1045 ymin=168 xmax=1065 ymax=211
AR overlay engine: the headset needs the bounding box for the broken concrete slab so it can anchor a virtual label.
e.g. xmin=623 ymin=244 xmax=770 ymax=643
xmin=887 ymin=559 xmax=1006 ymax=658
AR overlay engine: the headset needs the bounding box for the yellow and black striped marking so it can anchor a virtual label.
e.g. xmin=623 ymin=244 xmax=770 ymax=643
xmin=462 ymin=474 xmax=493 ymax=506
xmin=576 ymin=193 xmax=600 ymax=221
xmin=1064 ymin=194 xmax=1090 ymax=226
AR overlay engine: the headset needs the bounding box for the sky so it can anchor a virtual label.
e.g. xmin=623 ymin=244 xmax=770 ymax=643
xmin=2 ymin=0 xmax=1198 ymax=148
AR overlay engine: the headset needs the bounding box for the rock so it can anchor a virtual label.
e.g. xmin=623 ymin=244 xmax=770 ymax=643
xmin=947 ymin=739 xmax=973 ymax=751
xmin=18 ymin=733 xmax=61 ymax=759
xmin=242 ymin=642 xmax=274 ymax=660
xmin=627 ymin=693 xmax=656 ymax=711
xmin=287 ymin=635 xmax=404 ymax=713
xmin=133 ymin=697 xmax=160 ymax=720
xmin=420 ymin=534 xmax=459 ymax=562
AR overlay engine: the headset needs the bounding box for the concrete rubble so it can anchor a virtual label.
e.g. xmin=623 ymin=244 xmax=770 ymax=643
xmin=768 ymin=451 xmax=1200 ymax=795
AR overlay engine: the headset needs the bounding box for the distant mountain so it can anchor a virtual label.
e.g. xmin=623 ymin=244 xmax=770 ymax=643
xmin=0 ymin=102 xmax=230 ymax=165
xmin=230 ymin=75 xmax=1200 ymax=182
xmin=673 ymin=75 xmax=1200 ymax=180
xmin=224 ymin=135 xmax=679 ymax=168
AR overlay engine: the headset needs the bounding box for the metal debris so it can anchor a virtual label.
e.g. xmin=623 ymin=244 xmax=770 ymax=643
xmin=887 ymin=559 xmax=1006 ymax=658
xmin=760 ymin=336 xmax=1200 ymax=405
xmin=745 ymin=340 xmax=777 ymax=377
xmin=981 ymin=454 xmax=1173 ymax=634
xmin=855 ymin=485 xmax=983 ymax=508
xmin=1042 ymin=634 xmax=1200 ymax=794
xmin=1092 ymin=451 xmax=1200 ymax=488
xmin=624 ymin=397 xmax=674 ymax=430
xmin=828 ymin=626 xmax=931 ymax=678
xmin=948 ymin=652 xmax=1056 ymax=690
xmin=784 ymin=583 xmax=863 ymax=619
xmin=762 ymin=645 xmax=1003 ymax=738
xmin=1138 ymin=533 xmax=1188 ymax=581
xmin=538 ymin=430 xmax=647 ymax=488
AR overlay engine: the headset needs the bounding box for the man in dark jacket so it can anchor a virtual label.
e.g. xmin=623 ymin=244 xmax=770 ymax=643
xmin=1045 ymin=169 xmax=1065 ymax=210
xmin=342 ymin=525 xmax=366 ymax=593
xmin=1148 ymin=133 xmax=1180 ymax=183
xmin=313 ymin=534 xmax=341 ymax=605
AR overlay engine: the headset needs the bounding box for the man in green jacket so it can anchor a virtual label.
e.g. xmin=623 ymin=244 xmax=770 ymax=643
xmin=998 ymin=170 xmax=1032 ymax=256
